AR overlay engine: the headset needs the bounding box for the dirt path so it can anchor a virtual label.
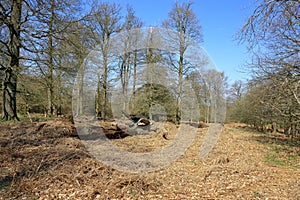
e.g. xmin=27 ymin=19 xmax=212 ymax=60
xmin=0 ymin=120 xmax=299 ymax=199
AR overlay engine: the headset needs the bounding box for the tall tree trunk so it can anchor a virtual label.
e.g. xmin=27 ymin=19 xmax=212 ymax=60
xmin=120 ymin=51 xmax=131 ymax=113
xmin=102 ymin=54 xmax=108 ymax=119
xmin=74 ymin=55 xmax=86 ymax=117
xmin=2 ymin=0 xmax=22 ymax=121
xmin=47 ymin=0 xmax=55 ymax=116
xmin=101 ymin=37 xmax=110 ymax=119
xmin=176 ymin=32 xmax=184 ymax=124
xmin=3 ymin=68 xmax=19 ymax=121
xmin=96 ymin=74 xmax=101 ymax=118
xmin=75 ymin=72 xmax=84 ymax=116
xmin=120 ymin=52 xmax=127 ymax=112
xmin=47 ymin=62 xmax=54 ymax=116
xmin=56 ymin=69 xmax=62 ymax=116
xmin=132 ymin=50 xmax=137 ymax=97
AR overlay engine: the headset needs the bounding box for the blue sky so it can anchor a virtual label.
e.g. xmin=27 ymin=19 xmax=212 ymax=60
xmin=106 ymin=0 xmax=256 ymax=83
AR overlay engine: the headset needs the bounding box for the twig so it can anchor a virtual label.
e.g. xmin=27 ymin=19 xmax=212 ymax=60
xmin=27 ymin=111 xmax=32 ymax=123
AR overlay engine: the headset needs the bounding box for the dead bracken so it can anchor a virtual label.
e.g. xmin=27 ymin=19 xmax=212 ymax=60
xmin=0 ymin=119 xmax=299 ymax=199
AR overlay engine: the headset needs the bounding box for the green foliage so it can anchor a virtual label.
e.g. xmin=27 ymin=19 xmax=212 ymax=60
xmin=129 ymin=83 xmax=176 ymax=120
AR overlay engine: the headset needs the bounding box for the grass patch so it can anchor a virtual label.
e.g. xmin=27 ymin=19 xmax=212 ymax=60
xmin=265 ymin=152 xmax=299 ymax=168
xmin=287 ymin=155 xmax=298 ymax=161
xmin=265 ymin=154 xmax=288 ymax=167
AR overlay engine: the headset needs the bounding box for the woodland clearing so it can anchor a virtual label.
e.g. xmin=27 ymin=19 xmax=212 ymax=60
xmin=0 ymin=118 xmax=299 ymax=199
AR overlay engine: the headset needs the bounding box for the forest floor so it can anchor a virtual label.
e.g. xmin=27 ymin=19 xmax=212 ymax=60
xmin=0 ymin=117 xmax=299 ymax=199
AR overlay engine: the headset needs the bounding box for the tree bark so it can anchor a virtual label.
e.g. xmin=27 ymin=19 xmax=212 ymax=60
xmin=176 ymin=30 xmax=185 ymax=124
xmin=3 ymin=68 xmax=19 ymax=121
xmin=2 ymin=0 xmax=22 ymax=121
xmin=102 ymin=41 xmax=108 ymax=119
xmin=133 ymin=50 xmax=137 ymax=96
xmin=46 ymin=0 xmax=55 ymax=116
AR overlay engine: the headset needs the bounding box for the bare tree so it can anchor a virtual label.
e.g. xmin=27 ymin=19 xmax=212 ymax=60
xmin=56 ymin=20 xmax=92 ymax=116
xmin=203 ymin=70 xmax=228 ymax=123
xmin=228 ymin=80 xmax=246 ymax=103
xmin=21 ymin=0 xmax=82 ymax=116
xmin=162 ymin=0 xmax=203 ymax=123
xmin=87 ymin=1 xmax=122 ymax=119
xmin=118 ymin=5 xmax=143 ymax=112
xmin=239 ymin=0 xmax=300 ymax=137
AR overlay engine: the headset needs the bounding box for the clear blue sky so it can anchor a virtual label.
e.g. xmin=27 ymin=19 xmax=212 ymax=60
xmin=106 ymin=0 xmax=256 ymax=83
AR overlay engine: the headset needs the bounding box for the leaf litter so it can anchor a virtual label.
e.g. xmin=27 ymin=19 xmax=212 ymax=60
xmin=0 ymin=119 xmax=299 ymax=199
